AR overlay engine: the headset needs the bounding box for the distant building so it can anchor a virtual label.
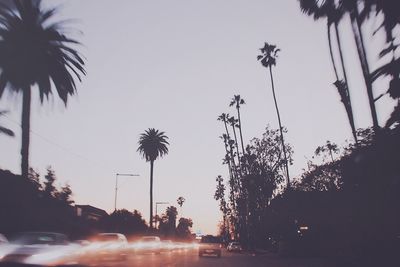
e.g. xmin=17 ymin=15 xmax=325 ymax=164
xmin=75 ymin=205 xmax=108 ymax=221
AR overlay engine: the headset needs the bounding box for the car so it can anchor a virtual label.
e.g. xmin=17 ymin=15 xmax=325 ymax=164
xmin=161 ymin=240 xmax=175 ymax=252
xmin=132 ymin=236 xmax=162 ymax=254
xmin=81 ymin=233 xmax=129 ymax=264
xmin=198 ymin=235 xmax=222 ymax=258
xmin=0 ymin=232 xmax=81 ymax=266
xmin=227 ymin=241 xmax=242 ymax=252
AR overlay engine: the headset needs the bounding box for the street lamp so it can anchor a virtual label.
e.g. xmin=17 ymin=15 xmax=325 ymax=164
xmin=155 ymin=201 xmax=169 ymax=229
xmin=114 ymin=173 xmax=139 ymax=211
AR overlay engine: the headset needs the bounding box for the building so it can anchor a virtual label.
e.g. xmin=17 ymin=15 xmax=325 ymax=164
xmin=75 ymin=205 xmax=108 ymax=221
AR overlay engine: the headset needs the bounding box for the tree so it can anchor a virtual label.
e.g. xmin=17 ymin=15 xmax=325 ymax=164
xmin=342 ymin=0 xmax=379 ymax=129
xmin=176 ymin=217 xmax=193 ymax=240
xmin=298 ymin=0 xmax=358 ymax=143
xmin=227 ymin=115 xmax=242 ymax=171
xmin=43 ymin=166 xmax=56 ymax=198
xmin=103 ymin=209 xmax=147 ymax=235
xmin=229 ymin=95 xmax=246 ymax=157
xmin=0 ymin=110 xmax=14 ymax=137
xmin=177 ymin=196 xmax=185 ymax=216
xmin=314 ymin=140 xmax=340 ymax=162
xmin=0 ymin=0 xmax=86 ymax=178
xmin=257 ymin=43 xmax=290 ymax=188
xmin=214 ymin=175 xmax=229 ymax=240
xmin=54 ymin=184 xmax=74 ymax=205
xmin=158 ymin=206 xmax=177 ymax=236
xmin=137 ymin=128 xmax=169 ymax=229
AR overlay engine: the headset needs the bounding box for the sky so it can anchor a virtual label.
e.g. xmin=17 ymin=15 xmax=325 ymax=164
xmin=0 ymin=0 xmax=396 ymax=235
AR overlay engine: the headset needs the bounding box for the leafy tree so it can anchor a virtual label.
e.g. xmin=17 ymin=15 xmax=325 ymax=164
xmin=176 ymin=217 xmax=193 ymax=240
xmin=159 ymin=206 xmax=177 ymax=236
xmin=214 ymin=175 xmax=229 ymax=240
xmin=43 ymin=166 xmax=56 ymax=198
xmin=27 ymin=167 xmax=41 ymax=190
xmin=54 ymin=183 xmax=74 ymax=205
xmin=102 ymin=209 xmax=147 ymax=235
xmin=257 ymin=43 xmax=291 ymax=188
xmin=137 ymin=128 xmax=169 ymax=229
xmin=0 ymin=0 xmax=86 ymax=178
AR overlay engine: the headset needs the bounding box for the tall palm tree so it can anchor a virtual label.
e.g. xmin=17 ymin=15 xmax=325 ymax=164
xmin=137 ymin=128 xmax=169 ymax=229
xmin=257 ymin=42 xmax=290 ymax=188
xmin=298 ymin=0 xmax=357 ymax=143
xmin=229 ymin=95 xmax=246 ymax=156
xmin=0 ymin=0 xmax=86 ymax=178
xmin=227 ymin=115 xmax=241 ymax=171
xmin=0 ymin=110 xmax=14 ymax=137
xmin=342 ymin=0 xmax=379 ymax=130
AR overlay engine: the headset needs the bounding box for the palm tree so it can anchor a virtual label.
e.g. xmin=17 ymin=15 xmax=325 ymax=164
xmin=137 ymin=128 xmax=169 ymax=229
xmin=177 ymin=196 xmax=185 ymax=216
xmin=227 ymin=115 xmax=241 ymax=170
xmin=0 ymin=110 xmax=14 ymax=137
xmin=341 ymin=0 xmax=379 ymax=130
xmin=229 ymin=95 xmax=246 ymax=156
xmin=257 ymin=42 xmax=290 ymax=188
xmin=315 ymin=140 xmax=339 ymax=162
xmin=0 ymin=0 xmax=86 ymax=178
xmin=298 ymin=0 xmax=357 ymax=143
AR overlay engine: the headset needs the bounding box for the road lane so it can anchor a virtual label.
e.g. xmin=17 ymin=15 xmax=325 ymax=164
xmin=94 ymin=249 xmax=335 ymax=267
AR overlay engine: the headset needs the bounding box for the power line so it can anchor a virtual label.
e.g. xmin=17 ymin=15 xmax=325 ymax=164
xmin=2 ymin=114 xmax=118 ymax=174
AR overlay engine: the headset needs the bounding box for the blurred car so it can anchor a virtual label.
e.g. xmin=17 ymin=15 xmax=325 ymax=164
xmin=81 ymin=233 xmax=128 ymax=264
xmin=132 ymin=236 xmax=162 ymax=254
xmin=161 ymin=240 xmax=175 ymax=252
xmin=0 ymin=232 xmax=81 ymax=266
xmin=198 ymin=235 xmax=222 ymax=258
xmin=227 ymin=241 xmax=242 ymax=252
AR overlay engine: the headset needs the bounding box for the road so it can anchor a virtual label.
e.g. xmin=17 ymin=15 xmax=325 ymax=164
xmin=92 ymin=249 xmax=335 ymax=267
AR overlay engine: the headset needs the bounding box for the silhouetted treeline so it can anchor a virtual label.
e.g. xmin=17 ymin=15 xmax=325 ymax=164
xmin=156 ymin=205 xmax=194 ymax=241
xmin=0 ymin=168 xmax=150 ymax=239
xmin=0 ymin=167 xmax=81 ymax=238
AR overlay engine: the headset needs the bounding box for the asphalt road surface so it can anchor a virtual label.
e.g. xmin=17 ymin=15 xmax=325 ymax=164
xmin=90 ymin=249 xmax=335 ymax=267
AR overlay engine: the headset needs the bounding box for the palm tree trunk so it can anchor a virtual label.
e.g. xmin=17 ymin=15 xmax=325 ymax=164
xmin=231 ymin=124 xmax=241 ymax=171
xmin=150 ymin=160 xmax=154 ymax=229
xmin=21 ymin=86 xmax=31 ymax=179
xmin=349 ymin=11 xmax=379 ymax=130
xmin=236 ymin=108 xmax=246 ymax=156
xmin=335 ymin=22 xmax=358 ymax=143
xmin=327 ymin=22 xmax=339 ymax=81
xmin=268 ymin=66 xmax=290 ymax=188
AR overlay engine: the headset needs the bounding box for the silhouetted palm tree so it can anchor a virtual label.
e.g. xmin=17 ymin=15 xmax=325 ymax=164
xmin=342 ymin=0 xmax=379 ymax=130
xmin=218 ymin=113 xmax=239 ymax=184
xmin=298 ymin=0 xmax=357 ymax=143
xmin=137 ymin=128 xmax=169 ymax=229
xmin=257 ymin=42 xmax=290 ymax=188
xmin=0 ymin=0 xmax=86 ymax=178
xmin=315 ymin=140 xmax=339 ymax=162
xmin=229 ymin=95 xmax=246 ymax=156
xmin=177 ymin=196 xmax=185 ymax=216
xmin=0 ymin=110 xmax=14 ymax=137
xmin=227 ymin=115 xmax=241 ymax=170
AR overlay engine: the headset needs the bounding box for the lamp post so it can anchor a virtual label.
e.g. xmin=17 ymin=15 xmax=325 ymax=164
xmin=114 ymin=173 xmax=139 ymax=211
xmin=155 ymin=201 xmax=169 ymax=229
